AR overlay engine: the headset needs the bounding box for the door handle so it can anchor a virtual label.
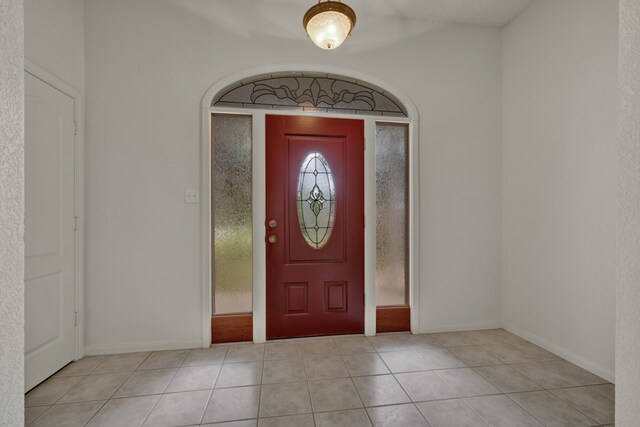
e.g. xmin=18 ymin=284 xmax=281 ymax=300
xmin=268 ymin=235 xmax=278 ymax=244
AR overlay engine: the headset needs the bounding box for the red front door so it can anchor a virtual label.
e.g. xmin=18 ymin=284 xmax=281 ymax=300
xmin=266 ymin=115 xmax=364 ymax=339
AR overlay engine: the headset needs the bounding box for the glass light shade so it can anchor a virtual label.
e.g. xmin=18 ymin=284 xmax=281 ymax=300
xmin=306 ymin=11 xmax=351 ymax=49
xmin=303 ymin=2 xmax=356 ymax=50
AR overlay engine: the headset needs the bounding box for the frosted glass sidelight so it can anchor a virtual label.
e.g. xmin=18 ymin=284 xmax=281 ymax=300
xmin=297 ymin=152 xmax=336 ymax=249
xmin=213 ymin=114 xmax=252 ymax=314
xmin=376 ymin=123 xmax=408 ymax=306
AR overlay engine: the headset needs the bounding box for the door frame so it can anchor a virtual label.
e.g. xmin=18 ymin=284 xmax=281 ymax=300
xmin=200 ymin=65 xmax=420 ymax=345
xmin=24 ymin=59 xmax=85 ymax=361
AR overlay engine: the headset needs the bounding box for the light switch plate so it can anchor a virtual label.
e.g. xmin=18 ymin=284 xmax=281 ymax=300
xmin=185 ymin=189 xmax=200 ymax=203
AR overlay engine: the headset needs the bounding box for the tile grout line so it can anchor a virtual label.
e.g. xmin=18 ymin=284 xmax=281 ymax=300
xmin=334 ymin=338 xmax=371 ymax=425
xmin=469 ymin=364 xmax=544 ymax=393
xmin=24 ymin=405 xmax=47 ymax=427
xmin=197 ymin=386 xmax=216 ymax=425
xmin=364 ymin=336 xmax=424 ymax=425
xmin=367 ymin=335 xmax=434 ymax=426
xmin=306 ymin=367 xmax=316 ymax=427
xmin=80 ymin=354 xmax=150 ymax=427
xmin=446 ymin=395 xmax=491 ymax=427
xmin=546 ymin=387 xmax=611 ymax=425
xmin=256 ymin=357 xmax=264 ymax=420
xmin=52 ymin=369 xmax=137 ymax=425
xmin=133 ymin=394 xmax=161 ymax=427
xmin=502 ymin=391 xmax=561 ymax=427
xmin=302 ymin=339 xmax=339 ymax=419
xmin=92 ymin=350 xmax=180 ymax=426
xmin=137 ymin=348 xmax=198 ymax=427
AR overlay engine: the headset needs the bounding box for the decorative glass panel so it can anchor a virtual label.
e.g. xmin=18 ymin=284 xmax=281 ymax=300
xmin=297 ymin=152 xmax=336 ymax=249
xmin=213 ymin=72 xmax=408 ymax=117
xmin=213 ymin=114 xmax=252 ymax=314
xmin=376 ymin=123 xmax=408 ymax=306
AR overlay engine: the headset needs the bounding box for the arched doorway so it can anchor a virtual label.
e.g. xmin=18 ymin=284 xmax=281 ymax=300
xmin=200 ymin=66 xmax=420 ymax=345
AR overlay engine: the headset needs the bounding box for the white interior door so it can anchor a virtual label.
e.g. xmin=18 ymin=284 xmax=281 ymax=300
xmin=24 ymin=72 xmax=77 ymax=392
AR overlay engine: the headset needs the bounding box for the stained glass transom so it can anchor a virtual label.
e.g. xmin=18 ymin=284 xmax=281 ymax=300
xmin=213 ymin=72 xmax=408 ymax=117
xmin=297 ymin=152 xmax=336 ymax=249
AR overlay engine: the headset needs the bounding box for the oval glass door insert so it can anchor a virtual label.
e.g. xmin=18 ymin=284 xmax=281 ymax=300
xmin=297 ymin=152 xmax=336 ymax=249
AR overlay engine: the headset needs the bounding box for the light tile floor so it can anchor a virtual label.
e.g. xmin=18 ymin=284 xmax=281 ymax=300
xmin=24 ymin=329 xmax=615 ymax=427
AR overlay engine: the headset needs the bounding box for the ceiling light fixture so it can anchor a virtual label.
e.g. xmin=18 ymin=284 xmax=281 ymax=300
xmin=303 ymin=0 xmax=356 ymax=50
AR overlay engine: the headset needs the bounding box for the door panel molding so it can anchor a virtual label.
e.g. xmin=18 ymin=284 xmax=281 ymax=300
xmin=201 ymin=65 xmax=420 ymax=346
xmin=24 ymin=60 xmax=85 ymax=391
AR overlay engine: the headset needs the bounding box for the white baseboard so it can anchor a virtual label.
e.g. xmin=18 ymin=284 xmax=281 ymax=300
xmin=501 ymin=321 xmax=614 ymax=383
xmin=419 ymin=321 xmax=502 ymax=334
xmin=84 ymin=339 xmax=205 ymax=356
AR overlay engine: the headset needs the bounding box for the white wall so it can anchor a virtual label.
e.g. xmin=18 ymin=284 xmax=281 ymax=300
xmin=617 ymin=0 xmax=640 ymax=424
xmin=83 ymin=0 xmax=503 ymax=352
xmin=502 ymin=0 xmax=618 ymax=380
xmin=24 ymin=0 xmax=85 ymax=93
xmin=0 ymin=0 xmax=25 ymax=425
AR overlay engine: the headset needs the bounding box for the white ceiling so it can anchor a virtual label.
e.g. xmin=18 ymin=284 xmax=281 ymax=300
xmin=174 ymin=0 xmax=537 ymax=53
xmin=262 ymin=0 xmax=537 ymax=27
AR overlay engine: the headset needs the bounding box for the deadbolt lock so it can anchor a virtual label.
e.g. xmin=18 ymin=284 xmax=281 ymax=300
xmin=268 ymin=219 xmax=277 ymax=229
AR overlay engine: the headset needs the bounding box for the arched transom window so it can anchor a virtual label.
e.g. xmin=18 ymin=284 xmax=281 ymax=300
xmin=213 ymin=72 xmax=408 ymax=117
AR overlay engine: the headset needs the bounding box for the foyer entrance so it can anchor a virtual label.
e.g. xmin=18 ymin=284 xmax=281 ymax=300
xmin=205 ymin=68 xmax=417 ymax=345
